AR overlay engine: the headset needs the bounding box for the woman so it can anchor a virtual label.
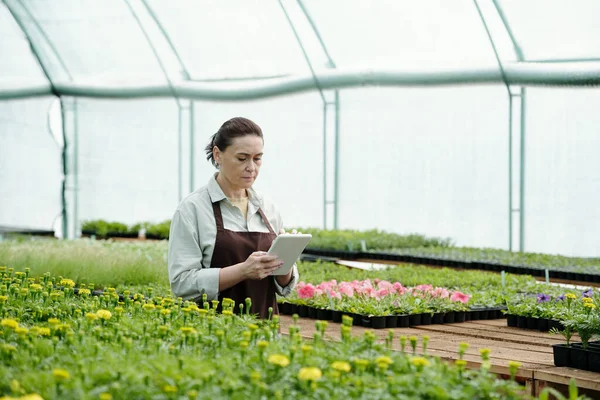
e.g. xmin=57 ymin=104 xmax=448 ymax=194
xmin=167 ymin=117 xmax=299 ymax=318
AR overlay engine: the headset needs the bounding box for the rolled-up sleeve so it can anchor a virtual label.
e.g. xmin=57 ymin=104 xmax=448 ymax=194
xmin=168 ymin=208 xmax=220 ymax=301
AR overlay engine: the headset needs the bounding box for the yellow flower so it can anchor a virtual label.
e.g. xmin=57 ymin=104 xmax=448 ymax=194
xmin=36 ymin=327 xmax=51 ymax=337
xmin=98 ymin=393 xmax=113 ymax=400
xmin=59 ymin=279 xmax=75 ymax=288
xmin=583 ymin=303 xmax=596 ymax=309
xmin=455 ymin=359 xmax=467 ymax=368
xmin=162 ymin=385 xmax=177 ymax=393
xmin=268 ymin=354 xmax=290 ymax=367
xmin=142 ymin=304 xmax=156 ymax=311
xmin=301 ymin=345 xmax=312 ymax=354
xmin=15 ymin=327 xmax=28 ymax=335
xmin=29 ymin=284 xmax=43 ymax=291
xmin=160 ymin=309 xmax=171 ymax=316
xmin=410 ymin=357 xmax=430 ymax=368
xmin=52 ymin=369 xmax=70 ymax=381
xmin=1 ymin=343 xmax=17 ymax=353
xmin=47 ymin=318 xmax=60 ymax=326
xmin=353 ymin=359 xmax=369 ymax=370
xmin=479 ymin=348 xmax=491 ymax=359
xmin=508 ymin=360 xmax=522 ymax=369
xmin=247 ymin=323 xmax=259 ymax=331
xmin=1 ymin=319 xmax=19 ymax=330
xmin=0 ymin=295 xmax=8 ymax=303
xmin=179 ymin=326 xmax=197 ymax=335
xmin=239 ymin=341 xmax=249 ymax=349
xmin=582 ymin=297 xmax=593 ymax=303
xmin=86 ymin=313 xmax=98 ymax=321
xmin=375 ymin=356 xmax=393 ymax=366
xmin=20 ymin=394 xmax=45 ymax=400
xmin=298 ymin=367 xmax=322 ymax=381
xmin=96 ymin=310 xmax=112 ymax=320
xmin=257 ymin=340 xmax=269 ymax=350
xmin=331 ymin=361 xmax=351 ymax=373
xmin=114 ymin=307 xmax=124 ymax=314
xmin=78 ymin=289 xmax=91 ymax=296
xmin=222 ymin=310 xmax=233 ymax=316
xmin=565 ymin=293 xmax=577 ymax=300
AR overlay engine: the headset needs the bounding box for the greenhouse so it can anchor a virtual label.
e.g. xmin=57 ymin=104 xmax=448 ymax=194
xmin=1 ymin=1 xmax=600 ymax=399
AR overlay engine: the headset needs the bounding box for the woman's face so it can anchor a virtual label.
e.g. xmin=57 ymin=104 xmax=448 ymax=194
xmin=214 ymin=134 xmax=264 ymax=191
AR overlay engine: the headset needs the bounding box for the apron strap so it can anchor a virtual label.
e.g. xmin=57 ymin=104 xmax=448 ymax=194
xmin=213 ymin=201 xmax=276 ymax=235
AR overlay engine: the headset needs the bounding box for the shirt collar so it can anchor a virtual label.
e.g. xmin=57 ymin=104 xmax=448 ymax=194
xmin=208 ymin=172 xmax=262 ymax=207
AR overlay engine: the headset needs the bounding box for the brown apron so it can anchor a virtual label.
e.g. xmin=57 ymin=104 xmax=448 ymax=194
xmin=210 ymin=201 xmax=278 ymax=319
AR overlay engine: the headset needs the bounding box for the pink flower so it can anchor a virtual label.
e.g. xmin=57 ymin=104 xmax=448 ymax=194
xmin=377 ymin=280 xmax=393 ymax=290
xmin=375 ymin=288 xmax=389 ymax=299
xmin=431 ymin=287 xmax=450 ymax=299
xmin=328 ymin=290 xmax=342 ymax=300
xmin=450 ymin=291 xmax=471 ymax=304
xmin=338 ymin=283 xmax=355 ymax=298
xmin=392 ymin=282 xmax=406 ymax=294
xmin=414 ymin=284 xmax=433 ymax=292
xmin=298 ymin=284 xmax=316 ymax=299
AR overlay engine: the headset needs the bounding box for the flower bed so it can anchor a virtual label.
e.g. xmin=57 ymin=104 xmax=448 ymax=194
xmin=0 ymin=267 xmax=553 ymax=399
xmin=279 ymin=279 xmax=506 ymax=329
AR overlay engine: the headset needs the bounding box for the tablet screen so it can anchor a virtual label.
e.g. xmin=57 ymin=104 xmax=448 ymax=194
xmin=268 ymin=234 xmax=312 ymax=275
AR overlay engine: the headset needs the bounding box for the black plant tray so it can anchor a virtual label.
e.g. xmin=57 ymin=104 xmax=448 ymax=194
xmin=553 ymin=341 xmax=600 ymax=373
xmin=506 ymin=314 xmax=564 ymax=332
xmin=278 ymin=303 xmax=506 ymax=329
xmin=302 ymin=248 xmax=600 ymax=284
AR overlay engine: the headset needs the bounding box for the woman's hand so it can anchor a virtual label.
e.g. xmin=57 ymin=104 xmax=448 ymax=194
xmin=241 ymin=251 xmax=283 ymax=280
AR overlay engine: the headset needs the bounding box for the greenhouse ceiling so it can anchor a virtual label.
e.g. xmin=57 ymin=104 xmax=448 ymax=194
xmin=1 ymin=0 xmax=600 ymax=101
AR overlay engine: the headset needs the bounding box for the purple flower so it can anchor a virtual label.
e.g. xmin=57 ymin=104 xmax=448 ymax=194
xmin=536 ymin=294 xmax=551 ymax=303
xmin=556 ymin=294 xmax=566 ymax=302
xmin=582 ymin=289 xmax=593 ymax=298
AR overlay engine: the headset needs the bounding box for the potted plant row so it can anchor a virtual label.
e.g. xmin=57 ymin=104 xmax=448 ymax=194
xmin=541 ymin=292 xmax=600 ymax=372
xmin=278 ymin=280 xmax=506 ymax=329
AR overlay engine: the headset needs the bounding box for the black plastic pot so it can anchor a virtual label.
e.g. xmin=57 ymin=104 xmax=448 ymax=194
xmin=409 ymin=314 xmax=422 ymax=326
xmin=316 ymin=308 xmax=332 ymax=321
xmin=588 ymin=348 xmax=600 ymax=373
xmin=537 ymin=318 xmax=549 ymax=332
xmin=297 ymin=305 xmax=308 ymax=318
xmin=548 ymin=319 xmax=564 ymax=332
xmin=454 ymin=311 xmax=466 ymax=323
xmin=570 ymin=345 xmax=589 ymax=370
xmin=371 ymin=316 xmax=386 ymax=329
xmin=517 ymin=316 xmax=528 ymax=329
xmin=397 ymin=315 xmax=410 ymax=328
xmin=526 ymin=317 xmax=537 ymax=330
xmin=507 ymin=314 xmax=518 ymax=327
xmin=386 ymin=315 xmax=398 ymax=329
xmin=464 ymin=311 xmax=472 ymax=321
xmin=470 ymin=310 xmax=481 ymax=321
xmin=553 ymin=344 xmax=571 ymax=367
xmin=307 ymin=306 xmax=317 ymax=319
xmin=290 ymin=304 xmax=299 ymax=316
xmin=431 ymin=313 xmax=444 ymax=324
xmin=331 ymin=310 xmax=342 ymax=323
xmin=479 ymin=309 xmax=490 ymax=320
xmin=443 ymin=312 xmax=456 ymax=324
xmin=351 ymin=313 xmax=362 ymax=326
xmin=278 ymin=302 xmax=291 ymax=315
xmin=421 ymin=313 xmax=432 ymax=325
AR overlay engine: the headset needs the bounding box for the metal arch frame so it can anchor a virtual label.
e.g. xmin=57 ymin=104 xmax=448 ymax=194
xmin=140 ymin=0 xmax=196 ymax=197
xmin=279 ymin=0 xmax=341 ymax=230
xmin=125 ymin=0 xmax=197 ymax=202
xmin=296 ymin=0 xmax=341 ymax=232
xmin=476 ymin=0 xmax=527 ymax=253
xmin=2 ymin=0 xmax=78 ymax=240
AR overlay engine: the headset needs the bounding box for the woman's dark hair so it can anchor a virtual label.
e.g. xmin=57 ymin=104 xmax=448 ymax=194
xmin=205 ymin=117 xmax=263 ymax=167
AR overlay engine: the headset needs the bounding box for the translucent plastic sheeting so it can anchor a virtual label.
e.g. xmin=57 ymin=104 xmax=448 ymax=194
xmin=0 ymin=97 xmax=62 ymax=231
xmin=191 ymin=93 xmax=324 ymax=229
xmin=140 ymin=0 xmax=311 ymax=80
xmin=498 ymin=0 xmax=600 ymax=61
xmin=524 ymin=88 xmax=600 ymax=257
xmin=0 ymin=3 xmax=47 ymax=85
xmin=8 ymin=0 xmax=166 ymax=83
xmin=71 ymin=99 xmax=178 ymax=225
xmin=301 ymin=0 xmax=500 ymax=72
xmin=338 ymin=86 xmax=510 ymax=251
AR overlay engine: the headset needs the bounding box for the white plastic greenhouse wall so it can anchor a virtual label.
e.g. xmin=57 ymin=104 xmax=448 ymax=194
xmin=1 ymin=0 xmax=599 ymax=258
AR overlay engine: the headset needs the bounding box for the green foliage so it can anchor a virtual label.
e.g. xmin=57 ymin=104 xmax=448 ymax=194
xmin=0 ymin=268 xmax=547 ymax=400
xmin=294 ymin=227 xmax=453 ymax=251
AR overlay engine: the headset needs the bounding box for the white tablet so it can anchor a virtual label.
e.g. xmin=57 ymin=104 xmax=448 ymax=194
xmin=268 ymin=234 xmax=312 ymax=275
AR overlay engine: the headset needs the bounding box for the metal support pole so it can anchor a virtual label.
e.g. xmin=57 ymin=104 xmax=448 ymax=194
xmin=60 ymin=99 xmax=68 ymax=239
xmin=333 ymin=90 xmax=340 ymax=229
xmin=508 ymin=95 xmax=513 ymax=251
xmin=73 ymin=98 xmax=79 ymax=238
xmin=519 ymin=87 xmax=526 ymax=252
xmin=189 ymin=101 xmax=195 ymax=193
xmin=177 ymin=106 xmax=183 ymax=202
xmin=322 ymin=102 xmax=328 ymax=228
